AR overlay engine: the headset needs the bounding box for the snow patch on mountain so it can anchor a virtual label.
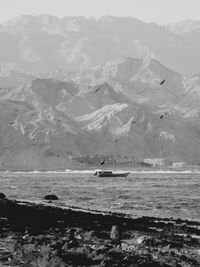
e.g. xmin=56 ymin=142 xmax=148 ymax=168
xmin=76 ymin=103 xmax=128 ymax=131
xmin=160 ymin=131 xmax=175 ymax=142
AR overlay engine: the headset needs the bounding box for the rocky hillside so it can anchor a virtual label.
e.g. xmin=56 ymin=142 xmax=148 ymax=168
xmin=1 ymin=56 xmax=200 ymax=169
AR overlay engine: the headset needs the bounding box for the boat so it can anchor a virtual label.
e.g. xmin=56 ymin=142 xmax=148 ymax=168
xmin=93 ymin=170 xmax=130 ymax=177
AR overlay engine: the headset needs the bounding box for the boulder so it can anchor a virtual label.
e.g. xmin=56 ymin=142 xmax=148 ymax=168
xmin=44 ymin=194 xmax=59 ymax=201
xmin=0 ymin=192 xmax=6 ymax=199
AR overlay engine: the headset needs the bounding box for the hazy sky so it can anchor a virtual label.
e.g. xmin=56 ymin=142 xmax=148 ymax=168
xmin=0 ymin=0 xmax=199 ymax=24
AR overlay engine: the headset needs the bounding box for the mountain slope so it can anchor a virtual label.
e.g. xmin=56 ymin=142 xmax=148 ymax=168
xmin=0 ymin=56 xmax=200 ymax=167
xmin=74 ymin=57 xmax=184 ymax=106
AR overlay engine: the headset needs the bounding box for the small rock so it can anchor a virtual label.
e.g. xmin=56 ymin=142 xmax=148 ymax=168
xmin=94 ymin=245 xmax=109 ymax=255
xmin=136 ymin=236 xmax=145 ymax=244
xmin=87 ymin=230 xmax=95 ymax=238
xmin=44 ymin=194 xmax=59 ymax=200
xmin=107 ymin=248 xmax=124 ymax=259
xmin=0 ymin=192 xmax=6 ymax=199
xmin=121 ymin=242 xmax=135 ymax=251
xmin=110 ymin=225 xmax=120 ymax=242
xmin=51 ymin=241 xmax=63 ymax=250
xmin=67 ymin=228 xmax=76 ymax=239
xmin=61 ymin=250 xmax=92 ymax=266
xmin=22 ymin=234 xmax=29 ymax=241
xmin=104 ymin=239 xmax=111 ymax=246
xmin=92 ymin=253 xmax=105 ymax=261
xmin=62 ymin=229 xmax=79 ymax=251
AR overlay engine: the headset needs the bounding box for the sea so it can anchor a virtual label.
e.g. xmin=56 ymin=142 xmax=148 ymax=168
xmin=0 ymin=170 xmax=199 ymax=222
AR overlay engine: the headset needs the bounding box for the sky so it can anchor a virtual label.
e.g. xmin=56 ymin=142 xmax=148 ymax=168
xmin=0 ymin=0 xmax=199 ymax=24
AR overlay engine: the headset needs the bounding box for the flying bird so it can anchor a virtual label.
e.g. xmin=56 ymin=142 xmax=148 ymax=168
xmin=100 ymin=160 xmax=105 ymax=165
xmin=160 ymin=79 xmax=165 ymax=85
xmin=94 ymin=87 xmax=101 ymax=93
xmin=159 ymin=79 xmax=178 ymax=98
xmin=160 ymin=112 xmax=168 ymax=119
xmin=160 ymin=114 xmax=164 ymax=119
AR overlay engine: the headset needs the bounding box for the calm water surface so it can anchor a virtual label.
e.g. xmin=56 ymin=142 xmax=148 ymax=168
xmin=0 ymin=171 xmax=199 ymax=221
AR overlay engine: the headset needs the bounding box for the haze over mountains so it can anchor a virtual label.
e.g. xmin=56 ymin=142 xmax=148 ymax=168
xmin=1 ymin=15 xmax=200 ymax=75
xmin=0 ymin=15 xmax=200 ymax=169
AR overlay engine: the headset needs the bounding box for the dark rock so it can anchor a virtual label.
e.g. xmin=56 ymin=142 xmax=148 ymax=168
xmin=67 ymin=228 xmax=76 ymax=239
xmin=95 ymin=245 xmax=111 ymax=254
xmin=0 ymin=193 xmax=6 ymax=199
xmin=61 ymin=229 xmax=79 ymax=251
xmin=43 ymin=194 xmax=59 ymax=200
xmin=62 ymin=238 xmax=79 ymax=250
xmin=51 ymin=240 xmax=63 ymax=250
xmin=106 ymin=248 xmax=124 ymax=259
xmin=61 ymin=250 xmax=92 ymax=265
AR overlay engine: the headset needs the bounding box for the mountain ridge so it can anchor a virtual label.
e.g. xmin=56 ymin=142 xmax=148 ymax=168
xmin=0 ymin=15 xmax=200 ymax=75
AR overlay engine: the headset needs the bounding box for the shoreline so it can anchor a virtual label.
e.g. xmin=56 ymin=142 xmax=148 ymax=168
xmin=1 ymin=168 xmax=200 ymax=174
xmin=0 ymin=198 xmax=200 ymax=266
xmin=16 ymin=198 xmax=200 ymax=224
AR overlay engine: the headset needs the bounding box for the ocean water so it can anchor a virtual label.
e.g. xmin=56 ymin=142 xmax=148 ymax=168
xmin=0 ymin=171 xmax=199 ymax=221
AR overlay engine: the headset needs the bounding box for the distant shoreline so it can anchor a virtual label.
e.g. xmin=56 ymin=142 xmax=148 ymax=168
xmin=1 ymin=168 xmax=200 ymax=174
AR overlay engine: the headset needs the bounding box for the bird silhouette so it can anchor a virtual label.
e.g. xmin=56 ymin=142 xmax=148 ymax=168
xmin=100 ymin=160 xmax=105 ymax=165
xmin=159 ymin=79 xmax=177 ymax=97
xmin=160 ymin=112 xmax=168 ymax=119
xmin=160 ymin=79 xmax=165 ymax=85
xmin=94 ymin=87 xmax=101 ymax=93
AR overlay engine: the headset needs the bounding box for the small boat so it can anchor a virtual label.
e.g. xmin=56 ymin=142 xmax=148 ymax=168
xmin=93 ymin=170 xmax=130 ymax=177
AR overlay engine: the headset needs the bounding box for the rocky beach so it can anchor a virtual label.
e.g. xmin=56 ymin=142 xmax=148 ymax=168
xmin=0 ymin=196 xmax=200 ymax=266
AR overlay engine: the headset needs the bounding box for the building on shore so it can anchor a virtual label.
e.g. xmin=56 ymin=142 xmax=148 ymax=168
xmin=143 ymin=158 xmax=165 ymax=167
xmin=171 ymin=162 xmax=185 ymax=168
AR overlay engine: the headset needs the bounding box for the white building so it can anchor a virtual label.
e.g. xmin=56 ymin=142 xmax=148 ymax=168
xmin=143 ymin=158 xmax=165 ymax=167
xmin=172 ymin=162 xmax=185 ymax=168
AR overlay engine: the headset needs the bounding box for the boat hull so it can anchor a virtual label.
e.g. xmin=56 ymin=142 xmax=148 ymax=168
xmin=93 ymin=171 xmax=130 ymax=177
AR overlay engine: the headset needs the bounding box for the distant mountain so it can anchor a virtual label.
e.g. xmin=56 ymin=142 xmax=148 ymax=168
xmin=62 ymin=82 xmax=130 ymax=117
xmin=1 ymin=56 xmax=200 ymax=169
xmin=0 ymin=98 xmax=93 ymax=170
xmin=73 ymin=57 xmax=184 ymax=107
xmin=5 ymin=78 xmax=80 ymax=108
xmin=1 ymin=15 xmax=200 ymax=75
xmin=167 ymin=19 xmax=200 ymax=34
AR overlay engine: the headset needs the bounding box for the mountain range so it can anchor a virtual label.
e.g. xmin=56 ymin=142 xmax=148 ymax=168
xmin=0 ymin=15 xmax=200 ymax=75
xmin=0 ymin=16 xmax=200 ymax=169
